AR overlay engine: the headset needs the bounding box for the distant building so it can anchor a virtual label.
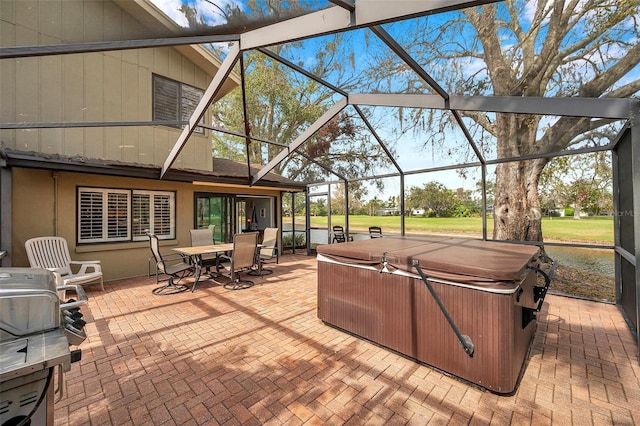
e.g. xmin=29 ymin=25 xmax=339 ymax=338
xmin=375 ymin=208 xmax=401 ymax=216
xmin=549 ymin=208 xmax=565 ymax=217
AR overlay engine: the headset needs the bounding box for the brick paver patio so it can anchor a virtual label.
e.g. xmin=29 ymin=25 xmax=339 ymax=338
xmin=55 ymin=254 xmax=640 ymax=425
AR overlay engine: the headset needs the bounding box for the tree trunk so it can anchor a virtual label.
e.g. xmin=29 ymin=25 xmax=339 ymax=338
xmin=493 ymin=161 xmax=544 ymax=242
xmin=492 ymin=114 xmax=547 ymax=242
xmin=573 ymin=203 xmax=581 ymax=220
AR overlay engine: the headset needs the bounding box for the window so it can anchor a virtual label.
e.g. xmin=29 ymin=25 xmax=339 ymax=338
xmin=153 ymin=74 xmax=205 ymax=134
xmin=78 ymin=187 xmax=175 ymax=243
xmin=132 ymin=190 xmax=175 ymax=241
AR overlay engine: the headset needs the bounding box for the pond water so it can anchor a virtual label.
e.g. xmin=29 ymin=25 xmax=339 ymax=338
xmin=284 ymin=226 xmax=615 ymax=276
xmin=544 ymin=245 xmax=614 ymax=276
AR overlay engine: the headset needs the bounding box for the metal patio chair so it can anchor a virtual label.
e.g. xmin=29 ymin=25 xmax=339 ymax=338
xmin=331 ymin=225 xmax=353 ymax=243
xmin=253 ymin=227 xmax=278 ymax=276
xmin=148 ymin=234 xmax=194 ymax=295
xmin=190 ymin=228 xmax=217 ymax=275
xmin=369 ymin=226 xmax=383 ymax=238
xmin=218 ymin=232 xmax=259 ymax=290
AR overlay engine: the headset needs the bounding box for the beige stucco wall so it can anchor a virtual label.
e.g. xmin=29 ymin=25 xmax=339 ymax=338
xmin=0 ymin=0 xmax=219 ymax=171
xmin=11 ymin=167 xmax=282 ymax=282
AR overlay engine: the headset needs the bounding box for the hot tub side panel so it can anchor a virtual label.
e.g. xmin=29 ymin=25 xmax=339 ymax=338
xmin=412 ymin=273 xmax=536 ymax=393
xmin=318 ymin=260 xmax=538 ymax=394
xmin=317 ymin=262 xmax=417 ymax=357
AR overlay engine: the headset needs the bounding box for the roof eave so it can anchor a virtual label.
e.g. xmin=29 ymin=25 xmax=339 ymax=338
xmin=1 ymin=150 xmax=306 ymax=192
xmin=114 ymin=0 xmax=241 ymax=90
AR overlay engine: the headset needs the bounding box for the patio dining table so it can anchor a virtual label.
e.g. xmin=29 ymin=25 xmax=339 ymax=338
xmin=173 ymin=243 xmax=234 ymax=292
xmin=173 ymin=242 xmax=266 ymax=291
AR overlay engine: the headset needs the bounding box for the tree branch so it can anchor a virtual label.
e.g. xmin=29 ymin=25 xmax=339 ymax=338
xmin=465 ymin=7 xmax=514 ymax=95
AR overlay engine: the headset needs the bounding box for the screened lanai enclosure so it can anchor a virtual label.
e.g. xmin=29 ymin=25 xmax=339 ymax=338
xmin=1 ymin=0 xmax=639 ymax=358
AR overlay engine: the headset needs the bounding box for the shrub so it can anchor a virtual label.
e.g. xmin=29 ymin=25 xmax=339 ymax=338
xmin=283 ymin=232 xmax=306 ymax=248
xmin=452 ymin=205 xmax=472 ymax=217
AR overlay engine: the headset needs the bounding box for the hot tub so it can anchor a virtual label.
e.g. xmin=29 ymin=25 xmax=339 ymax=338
xmin=316 ymin=236 xmax=554 ymax=394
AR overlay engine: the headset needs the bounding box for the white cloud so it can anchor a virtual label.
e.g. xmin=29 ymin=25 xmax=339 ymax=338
xmin=152 ymin=0 xmax=189 ymax=27
xmin=151 ymin=0 xmax=238 ymax=28
xmin=192 ymin=0 xmax=236 ymax=26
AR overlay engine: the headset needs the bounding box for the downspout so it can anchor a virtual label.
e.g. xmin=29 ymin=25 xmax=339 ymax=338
xmin=0 ymin=161 xmax=11 ymax=266
xmin=52 ymin=171 xmax=58 ymax=236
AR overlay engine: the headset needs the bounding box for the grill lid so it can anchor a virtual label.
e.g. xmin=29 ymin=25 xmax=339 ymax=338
xmin=0 ymin=268 xmax=60 ymax=341
xmin=0 ymin=268 xmax=57 ymax=292
xmin=0 ymin=268 xmax=73 ymax=383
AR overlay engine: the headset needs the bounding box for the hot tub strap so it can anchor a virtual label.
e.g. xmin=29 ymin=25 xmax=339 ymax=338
xmin=529 ymin=257 xmax=558 ymax=312
xmin=413 ymin=260 xmax=475 ymax=357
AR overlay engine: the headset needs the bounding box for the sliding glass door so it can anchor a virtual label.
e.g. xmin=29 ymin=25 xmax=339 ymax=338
xmin=195 ymin=193 xmax=276 ymax=243
xmin=194 ymin=194 xmax=233 ymax=243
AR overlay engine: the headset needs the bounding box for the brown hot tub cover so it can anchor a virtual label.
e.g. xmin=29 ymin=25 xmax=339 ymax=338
xmin=317 ymin=236 xmax=540 ymax=287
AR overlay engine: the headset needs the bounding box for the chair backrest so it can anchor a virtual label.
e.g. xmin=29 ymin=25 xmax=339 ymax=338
xmin=260 ymin=227 xmax=278 ymax=256
xmin=232 ymin=232 xmax=258 ymax=270
xmin=190 ymin=228 xmax=214 ymax=247
xmin=25 ymin=236 xmax=73 ymax=275
xmin=262 ymin=227 xmax=278 ymax=246
xmin=369 ymin=226 xmax=383 ymax=238
xmin=148 ymin=234 xmax=167 ymax=274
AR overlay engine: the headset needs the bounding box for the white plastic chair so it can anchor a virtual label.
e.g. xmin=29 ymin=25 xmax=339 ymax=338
xmin=25 ymin=236 xmax=104 ymax=291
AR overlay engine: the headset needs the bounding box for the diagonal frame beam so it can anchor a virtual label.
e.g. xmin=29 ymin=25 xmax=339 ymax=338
xmin=161 ymin=43 xmax=241 ymax=178
xmin=296 ymin=151 xmax=349 ymax=182
xmin=258 ymin=48 xmax=348 ymax=97
xmin=241 ymin=7 xmax=352 ymax=50
xmin=251 ymin=98 xmax=348 ymax=185
xmin=241 ymin=1 xmax=501 ymax=50
xmin=201 ymin=124 xmax=348 ymax=181
xmin=451 ymin=110 xmax=486 ymax=164
xmin=370 ymin=25 xmax=485 ymax=163
xmin=353 ymin=105 xmax=402 ymax=174
xmin=370 ymin=25 xmax=449 ymax=100
xmin=328 ymin=0 xmax=356 ymax=12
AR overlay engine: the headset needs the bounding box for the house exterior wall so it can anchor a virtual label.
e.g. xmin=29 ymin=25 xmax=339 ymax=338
xmin=0 ymin=0 xmax=216 ymax=172
xmin=11 ymin=167 xmax=282 ymax=282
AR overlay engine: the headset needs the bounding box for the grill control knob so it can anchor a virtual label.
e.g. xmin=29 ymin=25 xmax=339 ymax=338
xmin=70 ymin=319 xmax=86 ymax=329
xmin=63 ymin=310 xmax=83 ymax=320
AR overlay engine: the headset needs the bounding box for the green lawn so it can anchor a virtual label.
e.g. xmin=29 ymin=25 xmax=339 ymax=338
xmin=290 ymin=215 xmax=613 ymax=245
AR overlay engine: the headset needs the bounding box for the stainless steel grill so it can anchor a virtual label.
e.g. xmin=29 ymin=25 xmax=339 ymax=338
xmin=0 ymin=268 xmax=88 ymax=426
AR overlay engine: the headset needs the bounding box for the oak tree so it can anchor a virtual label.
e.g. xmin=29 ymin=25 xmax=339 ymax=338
xmin=371 ymin=0 xmax=639 ymax=241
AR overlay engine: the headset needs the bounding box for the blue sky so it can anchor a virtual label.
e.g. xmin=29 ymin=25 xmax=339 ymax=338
xmin=150 ymin=1 xmax=638 ymax=198
xmin=151 ymin=0 xmax=235 ymax=27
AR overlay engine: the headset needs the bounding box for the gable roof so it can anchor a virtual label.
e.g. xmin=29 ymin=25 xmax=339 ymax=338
xmin=114 ymin=0 xmax=239 ymax=92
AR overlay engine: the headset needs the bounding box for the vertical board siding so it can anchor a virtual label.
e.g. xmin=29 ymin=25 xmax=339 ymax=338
xmin=1 ymin=0 xmax=215 ymax=172
xmin=318 ymin=261 xmax=538 ymax=393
